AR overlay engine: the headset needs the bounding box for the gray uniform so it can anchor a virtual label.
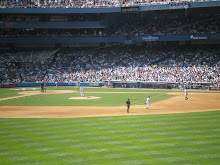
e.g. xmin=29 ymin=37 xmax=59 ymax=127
xmin=146 ymin=97 xmax=150 ymax=109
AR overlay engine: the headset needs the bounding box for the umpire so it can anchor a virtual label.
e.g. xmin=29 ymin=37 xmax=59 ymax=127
xmin=126 ymin=99 xmax=131 ymax=113
xmin=40 ymin=82 xmax=44 ymax=92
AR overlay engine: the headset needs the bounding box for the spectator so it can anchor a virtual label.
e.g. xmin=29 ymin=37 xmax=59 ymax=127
xmin=1 ymin=47 xmax=219 ymax=84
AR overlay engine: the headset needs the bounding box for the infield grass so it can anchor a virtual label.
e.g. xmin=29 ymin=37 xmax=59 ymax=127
xmin=0 ymin=88 xmax=20 ymax=99
xmin=0 ymin=111 xmax=220 ymax=165
xmin=0 ymin=87 xmax=175 ymax=106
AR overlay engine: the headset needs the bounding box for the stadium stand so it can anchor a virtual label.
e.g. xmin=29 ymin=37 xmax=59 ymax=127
xmin=111 ymin=17 xmax=220 ymax=36
xmin=0 ymin=47 xmax=219 ymax=85
xmin=0 ymin=0 xmax=191 ymax=8
xmin=0 ymin=0 xmax=219 ymax=89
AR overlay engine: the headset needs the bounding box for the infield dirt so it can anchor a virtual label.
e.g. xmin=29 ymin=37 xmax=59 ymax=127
xmin=0 ymin=91 xmax=220 ymax=118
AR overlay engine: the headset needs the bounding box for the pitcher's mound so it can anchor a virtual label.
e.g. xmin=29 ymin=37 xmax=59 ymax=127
xmin=69 ymin=96 xmax=101 ymax=100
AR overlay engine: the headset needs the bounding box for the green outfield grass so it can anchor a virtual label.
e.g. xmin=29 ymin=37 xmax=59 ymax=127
xmin=0 ymin=87 xmax=175 ymax=106
xmin=0 ymin=111 xmax=220 ymax=165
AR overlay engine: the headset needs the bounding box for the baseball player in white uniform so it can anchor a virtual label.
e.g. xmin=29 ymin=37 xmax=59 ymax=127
xmin=145 ymin=96 xmax=150 ymax=109
xmin=108 ymin=79 xmax=111 ymax=88
xmin=184 ymin=89 xmax=188 ymax=100
xmin=77 ymin=80 xmax=81 ymax=89
xmin=80 ymin=86 xmax=84 ymax=97
xmin=55 ymin=81 xmax=58 ymax=89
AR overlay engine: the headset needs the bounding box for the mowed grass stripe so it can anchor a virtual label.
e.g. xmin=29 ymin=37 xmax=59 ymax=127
xmin=0 ymin=135 xmax=69 ymax=165
xmin=0 ymin=124 xmax=76 ymax=165
xmin=64 ymin=111 xmax=220 ymax=164
xmin=0 ymin=128 xmax=121 ymax=165
xmin=17 ymin=119 xmax=170 ymax=164
xmin=0 ymin=111 xmax=220 ymax=164
xmin=0 ymin=119 xmax=172 ymax=164
xmin=0 ymin=120 xmax=127 ymax=165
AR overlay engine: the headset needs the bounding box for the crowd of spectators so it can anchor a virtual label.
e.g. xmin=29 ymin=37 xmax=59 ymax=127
xmin=0 ymin=49 xmax=58 ymax=83
xmin=3 ymin=14 xmax=102 ymax=22
xmin=1 ymin=16 xmax=219 ymax=38
xmin=0 ymin=29 xmax=107 ymax=38
xmin=0 ymin=0 xmax=194 ymax=8
xmin=0 ymin=47 xmax=219 ymax=85
xmin=111 ymin=17 xmax=220 ymax=36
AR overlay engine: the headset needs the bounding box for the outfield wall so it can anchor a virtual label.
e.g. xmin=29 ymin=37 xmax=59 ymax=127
xmin=0 ymin=82 xmax=217 ymax=90
xmin=0 ymin=82 xmax=101 ymax=88
xmin=105 ymin=81 xmax=213 ymax=90
xmin=14 ymin=82 xmax=101 ymax=87
xmin=209 ymin=87 xmax=220 ymax=91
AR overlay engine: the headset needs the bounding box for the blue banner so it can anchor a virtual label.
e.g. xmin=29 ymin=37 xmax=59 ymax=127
xmin=16 ymin=82 xmax=99 ymax=87
xmin=124 ymin=40 xmax=133 ymax=45
xmin=121 ymin=6 xmax=139 ymax=13
xmin=169 ymin=2 xmax=189 ymax=9
xmin=190 ymin=34 xmax=209 ymax=40
xmin=142 ymin=36 xmax=159 ymax=41
xmin=190 ymin=1 xmax=220 ymax=8
xmin=140 ymin=4 xmax=169 ymax=11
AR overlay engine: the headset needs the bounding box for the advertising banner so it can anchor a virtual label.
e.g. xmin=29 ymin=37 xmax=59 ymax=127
xmin=190 ymin=34 xmax=209 ymax=40
xmin=89 ymin=83 xmax=100 ymax=87
xmin=142 ymin=36 xmax=159 ymax=41
xmin=121 ymin=6 xmax=139 ymax=13
xmin=209 ymin=87 xmax=220 ymax=91
xmin=169 ymin=2 xmax=189 ymax=9
xmin=0 ymin=84 xmax=17 ymax=88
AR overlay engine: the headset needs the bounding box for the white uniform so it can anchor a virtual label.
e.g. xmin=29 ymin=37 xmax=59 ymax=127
xmin=108 ymin=80 xmax=111 ymax=88
xmin=77 ymin=80 xmax=80 ymax=88
xmin=55 ymin=82 xmax=58 ymax=89
xmin=146 ymin=97 xmax=150 ymax=109
xmin=80 ymin=87 xmax=84 ymax=97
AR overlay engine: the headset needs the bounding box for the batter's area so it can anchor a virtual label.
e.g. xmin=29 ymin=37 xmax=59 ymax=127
xmin=0 ymin=92 xmax=220 ymax=118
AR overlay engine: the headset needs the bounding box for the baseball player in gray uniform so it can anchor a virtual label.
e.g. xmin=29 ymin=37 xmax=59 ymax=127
xmin=184 ymin=89 xmax=188 ymax=100
xmin=80 ymin=86 xmax=84 ymax=97
xmin=145 ymin=96 xmax=150 ymax=109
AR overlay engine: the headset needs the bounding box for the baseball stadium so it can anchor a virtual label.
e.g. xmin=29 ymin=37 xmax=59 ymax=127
xmin=0 ymin=0 xmax=220 ymax=164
